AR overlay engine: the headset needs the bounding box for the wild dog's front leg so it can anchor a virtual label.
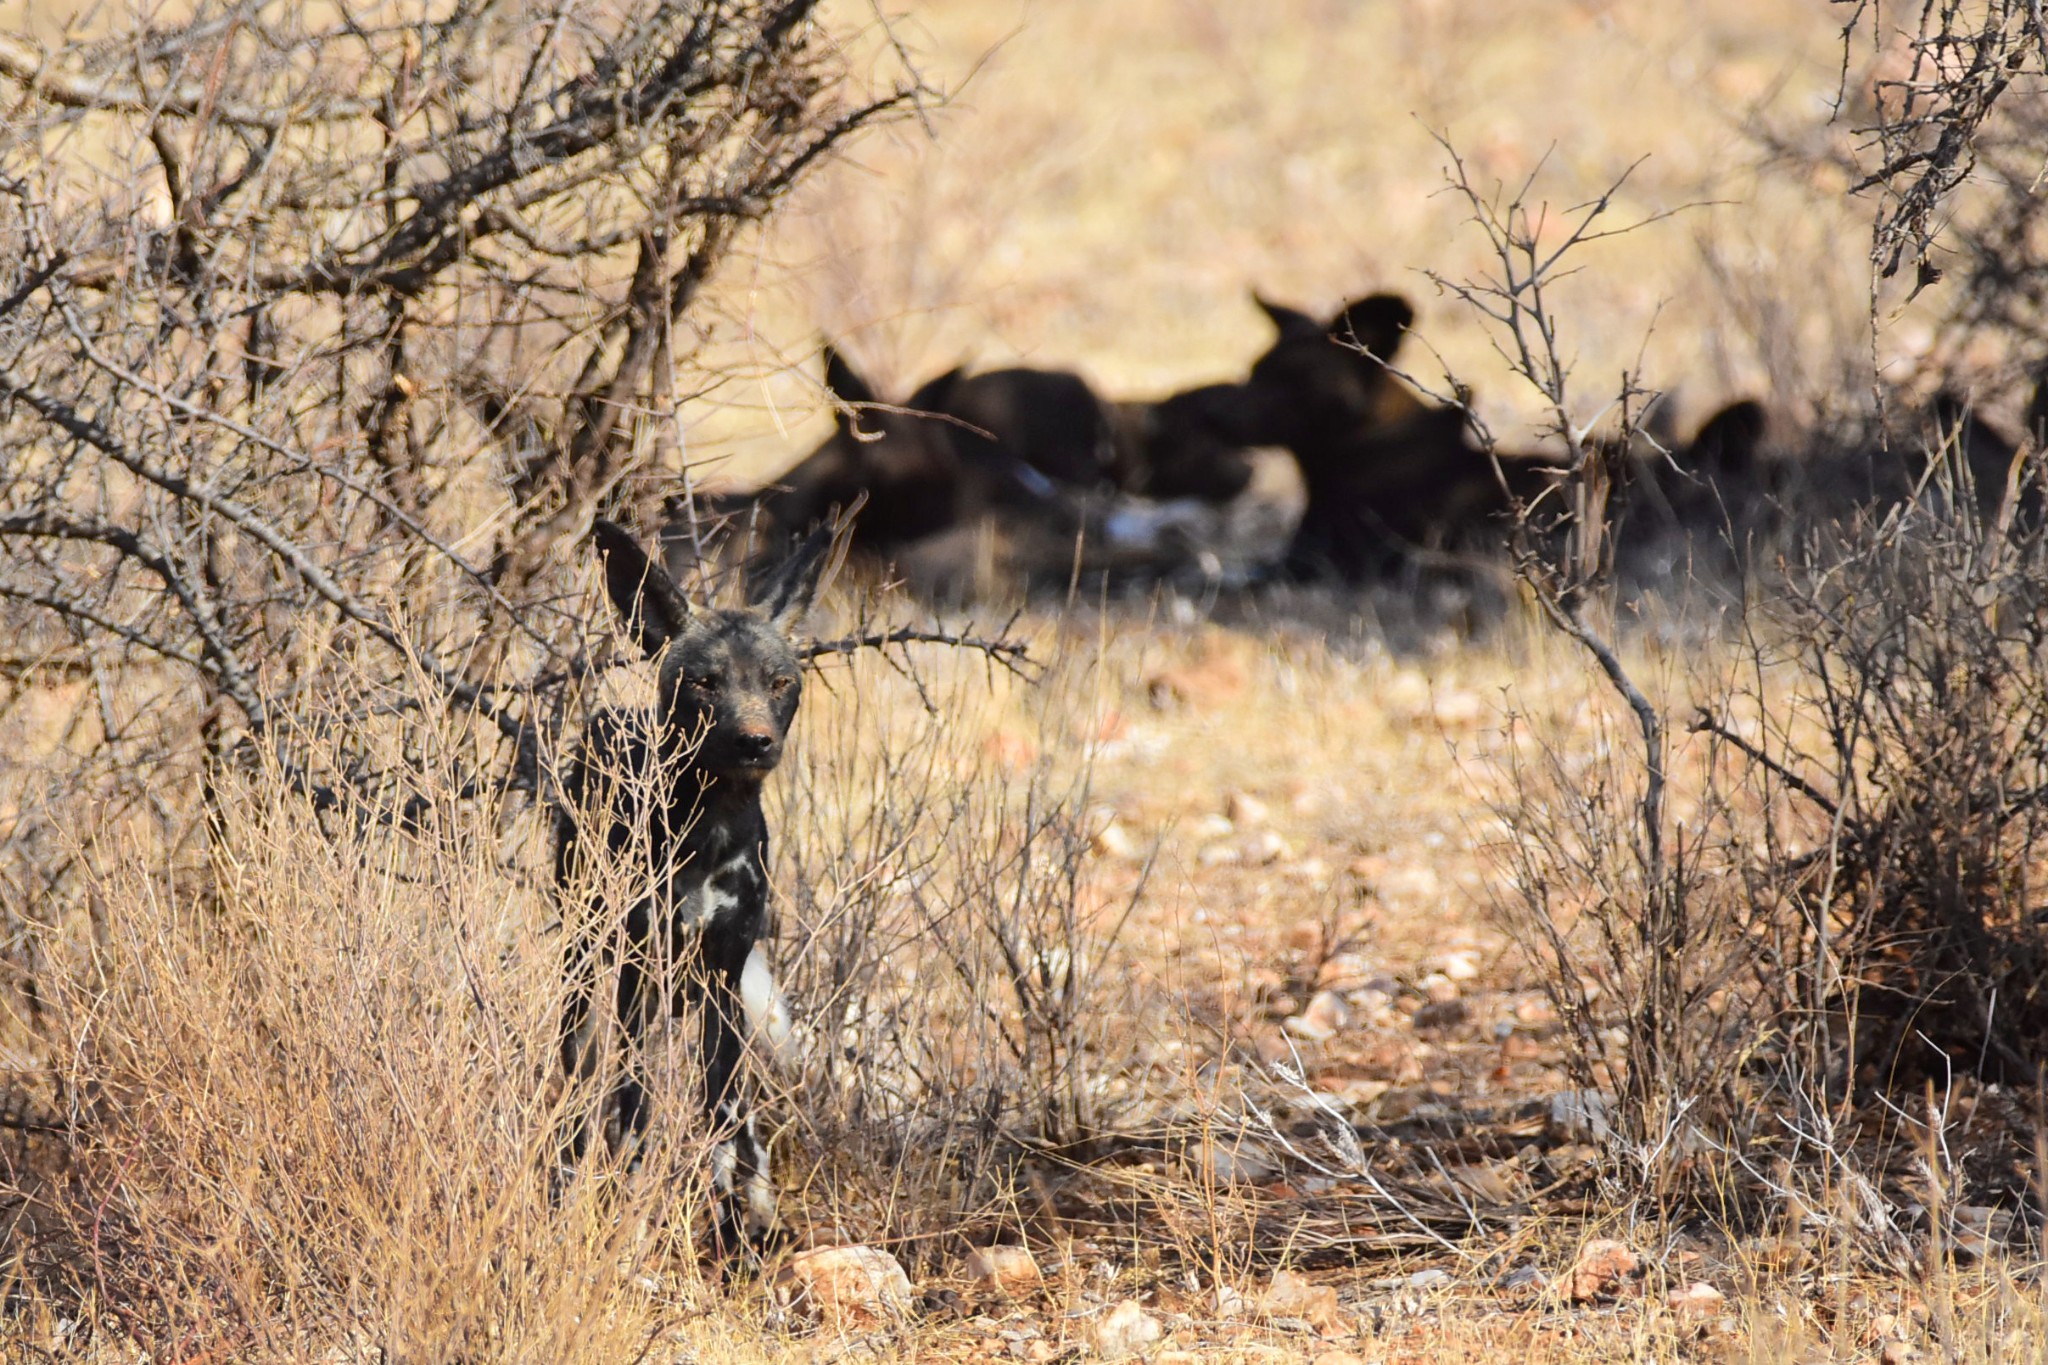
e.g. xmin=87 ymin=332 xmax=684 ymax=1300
xmin=700 ymin=953 xmax=779 ymax=1254
xmin=558 ymin=915 xmax=656 ymax=1183
xmin=554 ymin=930 xmax=606 ymax=1183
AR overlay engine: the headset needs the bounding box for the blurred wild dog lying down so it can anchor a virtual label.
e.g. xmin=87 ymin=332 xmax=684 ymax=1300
xmin=696 ymin=345 xmax=1264 ymax=577
xmin=697 ymin=298 xmax=1795 ymax=590
xmin=554 ymin=517 xmax=836 ymax=1255
xmin=1205 ymin=289 xmax=1777 ymax=581
xmin=1217 ymin=291 xmax=1559 ymax=580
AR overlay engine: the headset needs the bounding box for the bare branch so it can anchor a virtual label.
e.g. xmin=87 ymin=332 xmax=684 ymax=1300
xmin=0 ymin=32 xmax=374 ymax=127
xmin=802 ymin=626 xmax=1040 ymax=681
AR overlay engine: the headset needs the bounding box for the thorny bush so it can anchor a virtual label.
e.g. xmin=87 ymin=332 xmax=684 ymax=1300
xmin=1496 ymin=450 xmax=2048 ymax=1221
xmin=0 ymin=0 xmax=920 ymax=974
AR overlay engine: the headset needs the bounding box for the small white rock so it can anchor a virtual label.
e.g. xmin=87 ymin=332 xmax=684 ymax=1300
xmin=965 ymin=1243 xmax=1042 ymax=1295
xmin=1092 ymin=1299 xmax=1163 ymax=1357
xmin=1418 ymin=972 xmax=1460 ymax=1003
xmin=1244 ymin=829 xmax=1291 ymax=865
xmin=1256 ymin=1269 xmax=1344 ymax=1332
xmin=1667 ymin=1281 xmax=1726 ymax=1318
xmin=1284 ymin=1013 xmax=1334 ymax=1042
xmin=1091 ymin=818 xmax=1141 ymax=862
xmin=1283 ymin=989 xmax=1351 ymax=1043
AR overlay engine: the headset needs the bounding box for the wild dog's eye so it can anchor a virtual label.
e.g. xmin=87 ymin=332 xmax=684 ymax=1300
xmin=690 ymin=674 xmax=722 ymax=693
xmin=769 ymin=675 xmax=796 ymax=696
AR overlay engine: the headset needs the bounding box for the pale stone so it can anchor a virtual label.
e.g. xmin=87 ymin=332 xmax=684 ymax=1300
xmin=1569 ymin=1238 xmax=1642 ymax=1301
xmin=1091 ymin=818 xmax=1141 ymax=862
xmin=1091 ymin=1299 xmax=1163 ymax=1357
xmin=964 ymin=1243 xmax=1042 ymax=1296
xmin=1284 ymin=990 xmax=1351 ymax=1042
xmin=1226 ymin=791 xmax=1272 ymax=826
xmin=1667 ymin=1281 xmax=1725 ymax=1317
xmin=1257 ymin=1269 xmax=1345 ymax=1334
xmin=1244 ymin=829 xmax=1291 ymax=865
xmin=772 ymin=1245 xmax=913 ymax=1329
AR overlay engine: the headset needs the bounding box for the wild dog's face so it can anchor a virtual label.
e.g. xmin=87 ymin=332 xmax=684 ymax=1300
xmin=593 ymin=518 xmax=834 ymax=783
xmin=654 ymin=609 xmax=805 ymax=779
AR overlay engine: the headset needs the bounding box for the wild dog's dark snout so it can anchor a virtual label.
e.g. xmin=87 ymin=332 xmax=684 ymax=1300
xmin=730 ymin=724 xmax=779 ymax=766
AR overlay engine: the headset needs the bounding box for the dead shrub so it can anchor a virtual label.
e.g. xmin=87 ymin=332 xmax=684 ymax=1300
xmin=766 ymin=627 xmax=1153 ymax=1267
xmin=20 ymin=702 xmax=693 ymax=1364
xmin=0 ymin=0 xmax=923 ymax=1035
xmin=1493 ymin=448 xmax=2048 ymax=1230
xmin=1754 ymin=477 xmax=2048 ymax=1086
xmin=0 ymin=596 xmax=1158 ymax=1352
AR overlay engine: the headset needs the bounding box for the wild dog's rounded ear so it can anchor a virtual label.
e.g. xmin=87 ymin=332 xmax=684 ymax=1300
xmin=821 ymin=345 xmax=879 ymax=433
xmin=593 ymin=518 xmax=693 ymax=658
xmin=1254 ymin=293 xmax=1323 ymax=342
xmin=907 ymin=365 xmax=966 ymax=415
xmin=1331 ymin=293 xmax=1415 ymax=360
xmin=751 ymin=494 xmax=860 ymax=638
xmin=1688 ymin=400 xmax=1767 ymax=478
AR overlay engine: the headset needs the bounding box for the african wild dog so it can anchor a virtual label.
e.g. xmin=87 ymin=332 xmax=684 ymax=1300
xmin=1107 ymin=383 xmax=1260 ymax=504
xmin=555 ymin=516 xmax=835 ymax=1253
xmin=720 ymin=347 xmax=968 ymax=555
xmin=938 ymin=365 xmax=1120 ymax=496
xmin=704 ymin=347 xmax=1100 ymax=561
xmin=1219 ymin=291 xmax=1558 ymax=579
xmin=1923 ymin=384 xmax=2048 ymax=531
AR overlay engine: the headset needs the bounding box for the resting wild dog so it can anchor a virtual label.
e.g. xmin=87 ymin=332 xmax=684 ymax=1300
xmin=1922 ymin=378 xmax=2048 ymax=531
xmin=1107 ymin=383 xmax=1259 ymax=504
xmin=938 ymin=365 xmax=1265 ymax=507
xmin=727 ymin=347 xmax=968 ymax=554
xmin=939 ymin=366 xmax=1121 ymax=495
xmin=1225 ymin=292 xmax=1556 ymax=579
xmin=555 ymin=517 xmax=835 ymax=1253
xmin=708 ymin=347 xmax=1097 ymax=559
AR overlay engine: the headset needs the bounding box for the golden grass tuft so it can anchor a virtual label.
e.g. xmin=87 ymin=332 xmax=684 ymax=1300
xmin=2 ymin=2 xmax=2045 ymax=1361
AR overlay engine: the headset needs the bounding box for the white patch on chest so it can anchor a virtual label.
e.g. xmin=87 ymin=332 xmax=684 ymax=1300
xmin=678 ymin=851 xmax=756 ymax=929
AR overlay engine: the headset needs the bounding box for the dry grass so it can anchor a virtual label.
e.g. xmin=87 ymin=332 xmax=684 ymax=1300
xmin=2 ymin=0 xmax=2046 ymax=1361
xmin=7 ymin=600 xmax=2045 ymax=1361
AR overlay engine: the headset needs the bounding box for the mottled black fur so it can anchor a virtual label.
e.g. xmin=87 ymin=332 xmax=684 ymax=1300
xmin=716 ymin=348 xmax=1102 ymax=557
xmin=940 ymin=366 xmax=1119 ymax=496
xmin=737 ymin=348 xmax=966 ymax=553
xmin=555 ymin=518 xmax=831 ymax=1253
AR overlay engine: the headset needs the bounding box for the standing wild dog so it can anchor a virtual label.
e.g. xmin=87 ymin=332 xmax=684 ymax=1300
xmin=555 ymin=517 xmax=835 ymax=1254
